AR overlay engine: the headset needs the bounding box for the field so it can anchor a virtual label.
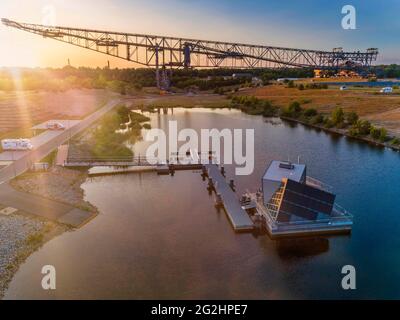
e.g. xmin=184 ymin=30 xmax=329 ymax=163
xmin=3 ymin=83 xmax=400 ymax=138
xmin=243 ymin=84 xmax=400 ymax=135
xmin=0 ymin=89 xmax=112 ymax=136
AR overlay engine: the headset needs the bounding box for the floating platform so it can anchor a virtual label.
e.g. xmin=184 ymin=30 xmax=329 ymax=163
xmin=205 ymin=164 xmax=254 ymax=232
xmin=248 ymin=192 xmax=353 ymax=239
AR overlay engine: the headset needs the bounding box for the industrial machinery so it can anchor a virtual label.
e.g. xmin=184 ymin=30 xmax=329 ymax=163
xmin=1 ymin=18 xmax=379 ymax=90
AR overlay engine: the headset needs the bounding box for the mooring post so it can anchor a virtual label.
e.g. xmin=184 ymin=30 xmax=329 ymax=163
xmin=215 ymin=193 xmax=223 ymax=207
xmin=208 ymin=177 xmax=214 ymax=189
xmin=229 ymin=179 xmax=236 ymax=191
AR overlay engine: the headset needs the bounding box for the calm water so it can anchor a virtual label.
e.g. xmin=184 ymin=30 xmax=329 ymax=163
xmin=4 ymin=108 xmax=400 ymax=299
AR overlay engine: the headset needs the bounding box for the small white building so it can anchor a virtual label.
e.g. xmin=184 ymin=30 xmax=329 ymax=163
xmin=340 ymin=86 xmax=348 ymax=91
xmin=262 ymin=161 xmax=306 ymax=206
xmin=277 ymin=78 xmax=299 ymax=83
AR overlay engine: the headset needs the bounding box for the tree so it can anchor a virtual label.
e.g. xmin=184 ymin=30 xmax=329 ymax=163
xmin=379 ymin=128 xmax=387 ymax=142
xmin=331 ymin=107 xmax=344 ymax=126
xmin=282 ymin=101 xmax=302 ymax=118
xmin=288 ymin=101 xmax=302 ymax=113
xmin=345 ymin=111 xmax=359 ymax=125
xmin=355 ymin=120 xmax=372 ymax=136
xmin=287 ymin=80 xmax=295 ymax=88
xmin=304 ymin=108 xmax=317 ymax=117
xmin=370 ymin=126 xmax=380 ymax=140
xmin=310 ymin=114 xmax=324 ymax=125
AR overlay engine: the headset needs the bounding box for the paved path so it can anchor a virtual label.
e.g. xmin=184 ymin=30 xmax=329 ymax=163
xmin=0 ymin=99 xmax=121 ymax=185
xmin=0 ymin=183 xmax=96 ymax=228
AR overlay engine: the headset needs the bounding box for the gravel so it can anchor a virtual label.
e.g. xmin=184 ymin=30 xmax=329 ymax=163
xmin=10 ymin=167 xmax=97 ymax=212
xmin=0 ymin=214 xmax=45 ymax=296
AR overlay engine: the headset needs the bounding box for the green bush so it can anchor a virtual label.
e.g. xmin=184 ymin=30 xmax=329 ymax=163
xmin=324 ymin=118 xmax=335 ymax=129
xmin=351 ymin=120 xmax=372 ymax=136
xmin=282 ymin=101 xmax=302 ymax=118
xmin=379 ymin=127 xmax=388 ymax=142
xmin=310 ymin=114 xmax=324 ymax=125
xmin=331 ymin=107 xmax=345 ymax=126
xmin=231 ymin=96 xmax=278 ymax=117
xmin=370 ymin=126 xmax=380 ymax=140
xmin=391 ymin=138 xmax=400 ymax=145
xmin=304 ymin=108 xmax=318 ymax=117
xmin=287 ymin=80 xmax=295 ymax=88
xmin=345 ymin=111 xmax=359 ymax=125
xmin=348 ymin=126 xmax=360 ymax=137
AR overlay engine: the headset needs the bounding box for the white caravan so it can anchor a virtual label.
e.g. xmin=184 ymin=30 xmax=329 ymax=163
xmin=1 ymin=139 xmax=33 ymax=151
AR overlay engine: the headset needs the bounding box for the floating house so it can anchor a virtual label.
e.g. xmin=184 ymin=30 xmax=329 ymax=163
xmin=250 ymin=161 xmax=353 ymax=238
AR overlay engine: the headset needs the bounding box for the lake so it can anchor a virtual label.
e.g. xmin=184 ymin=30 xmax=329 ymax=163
xmin=4 ymin=108 xmax=400 ymax=299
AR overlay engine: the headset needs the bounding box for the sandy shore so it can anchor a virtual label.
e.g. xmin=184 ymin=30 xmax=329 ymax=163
xmin=0 ymin=166 xmax=95 ymax=299
xmin=0 ymin=213 xmax=68 ymax=299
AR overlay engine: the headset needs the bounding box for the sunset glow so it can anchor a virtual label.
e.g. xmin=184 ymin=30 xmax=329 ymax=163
xmin=1 ymin=0 xmax=400 ymax=68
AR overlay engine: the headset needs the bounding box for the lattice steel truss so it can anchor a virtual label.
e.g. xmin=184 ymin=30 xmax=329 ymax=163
xmin=2 ymin=18 xmax=378 ymax=70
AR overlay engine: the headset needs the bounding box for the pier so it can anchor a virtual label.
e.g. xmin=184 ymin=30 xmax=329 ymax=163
xmin=205 ymin=164 xmax=254 ymax=232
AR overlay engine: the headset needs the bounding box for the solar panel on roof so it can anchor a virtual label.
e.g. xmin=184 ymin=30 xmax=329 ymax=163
xmin=276 ymin=179 xmax=336 ymax=222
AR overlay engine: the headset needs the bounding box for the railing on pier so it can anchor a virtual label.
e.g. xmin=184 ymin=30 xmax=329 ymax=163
xmin=306 ymin=176 xmax=333 ymax=193
xmin=65 ymin=150 xmax=217 ymax=167
xmin=247 ymin=192 xmax=353 ymax=232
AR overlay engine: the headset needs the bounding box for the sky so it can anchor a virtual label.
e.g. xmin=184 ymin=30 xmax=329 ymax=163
xmin=0 ymin=0 xmax=399 ymax=68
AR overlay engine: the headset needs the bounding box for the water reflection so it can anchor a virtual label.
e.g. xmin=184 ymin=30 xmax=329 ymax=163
xmin=275 ymin=237 xmax=330 ymax=259
xmin=4 ymin=108 xmax=400 ymax=299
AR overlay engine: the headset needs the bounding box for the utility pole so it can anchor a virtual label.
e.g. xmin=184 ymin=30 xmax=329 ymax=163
xmin=155 ymin=45 xmax=160 ymax=89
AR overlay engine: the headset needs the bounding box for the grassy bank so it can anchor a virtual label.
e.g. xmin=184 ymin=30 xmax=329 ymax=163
xmin=70 ymin=105 xmax=150 ymax=160
xmin=230 ymin=94 xmax=400 ymax=151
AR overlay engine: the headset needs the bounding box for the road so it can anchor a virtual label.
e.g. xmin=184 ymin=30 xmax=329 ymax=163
xmin=0 ymin=99 xmax=121 ymax=185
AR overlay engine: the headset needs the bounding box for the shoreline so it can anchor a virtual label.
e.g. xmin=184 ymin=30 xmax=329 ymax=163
xmin=0 ymin=215 xmax=69 ymax=299
xmin=0 ymin=166 xmax=96 ymax=299
xmin=10 ymin=167 xmax=98 ymax=213
xmin=130 ymin=101 xmax=400 ymax=153
xmin=280 ymin=116 xmax=400 ymax=152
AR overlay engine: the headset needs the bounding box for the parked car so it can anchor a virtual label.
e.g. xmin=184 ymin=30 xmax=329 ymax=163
xmin=380 ymin=87 xmax=393 ymax=94
xmin=46 ymin=122 xmax=65 ymax=130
